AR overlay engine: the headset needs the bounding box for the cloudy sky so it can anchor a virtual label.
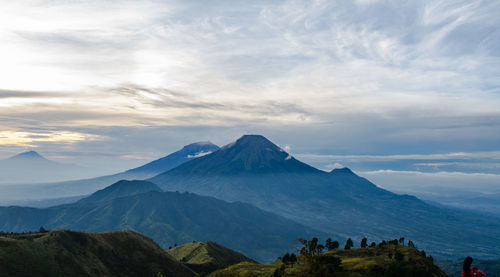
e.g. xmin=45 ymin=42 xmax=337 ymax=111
xmin=1 ymin=0 xmax=499 ymax=195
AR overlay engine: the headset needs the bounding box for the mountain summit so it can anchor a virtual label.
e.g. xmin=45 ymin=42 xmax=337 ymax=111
xmin=125 ymin=141 xmax=219 ymax=175
xmin=0 ymin=150 xmax=90 ymax=185
xmin=79 ymin=180 xmax=162 ymax=203
xmin=154 ymin=135 xmax=318 ymax=176
xmin=8 ymin=150 xmax=47 ymax=161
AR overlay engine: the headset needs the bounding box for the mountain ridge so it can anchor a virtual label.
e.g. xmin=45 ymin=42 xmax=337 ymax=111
xmin=0 ymin=187 xmax=324 ymax=262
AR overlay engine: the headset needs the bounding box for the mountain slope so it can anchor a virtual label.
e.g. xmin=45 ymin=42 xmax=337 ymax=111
xmin=150 ymin=135 xmax=500 ymax=260
xmin=78 ymin=180 xmax=162 ymax=203
xmin=0 ymin=230 xmax=194 ymax=277
xmin=0 ymin=142 xmax=219 ymax=205
xmin=0 ymin=185 xmax=323 ymax=262
xmin=168 ymin=241 xmax=256 ymax=274
xmin=0 ymin=151 xmax=92 ymax=184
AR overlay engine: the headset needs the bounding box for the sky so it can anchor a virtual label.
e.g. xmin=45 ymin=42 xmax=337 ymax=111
xmin=0 ymin=0 xmax=499 ymax=195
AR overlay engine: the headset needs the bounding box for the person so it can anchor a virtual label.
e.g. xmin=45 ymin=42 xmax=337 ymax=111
xmin=462 ymin=256 xmax=486 ymax=277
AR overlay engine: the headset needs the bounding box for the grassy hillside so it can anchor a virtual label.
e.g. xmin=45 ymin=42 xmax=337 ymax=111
xmin=0 ymin=229 xmax=194 ymax=277
xmin=168 ymin=241 xmax=256 ymax=274
xmin=209 ymin=244 xmax=447 ymax=277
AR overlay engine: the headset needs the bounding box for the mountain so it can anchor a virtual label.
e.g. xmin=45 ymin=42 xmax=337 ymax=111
xmin=210 ymin=243 xmax=447 ymax=277
xmin=0 ymin=180 xmax=323 ymax=262
xmin=150 ymin=134 xmax=500 ymax=260
xmin=0 ymin=229 xmax=194 ymax=277
xmin=9 ymin=150 xmax=47 ymax=160
xmin=0 ymin=142 xmax=219 ymax=206
xmin=78 ymin=180 xmax=162 ymax=203
xmin=126 ymin=141 xmax=219 ymax=175
xmin=168 ymin=241 xmax=256 ymax=274
xmin=0 ymin=151 xmax=94 ymax=184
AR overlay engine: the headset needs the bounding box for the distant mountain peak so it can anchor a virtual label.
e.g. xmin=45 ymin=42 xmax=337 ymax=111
xmin=79 ymin=180 xmax=162 ymax=203
xmin=182 ymin=141 xmax=217 ymax=150
xmin=9 ymin=150 xmax=46 ymax=160
xmin=125 ymin=142 xmax=219 ymax=175
xmin=330 ymin=167 xmax=356 ymax=175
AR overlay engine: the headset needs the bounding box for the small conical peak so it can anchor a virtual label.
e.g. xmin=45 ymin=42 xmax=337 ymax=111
xmin=330 ymin=167 xmax=355 ymax=175
xmin=222 ymin=135 xmax=280 ymax=151
xmin=10 ymin=150 xmax=46 ymax=160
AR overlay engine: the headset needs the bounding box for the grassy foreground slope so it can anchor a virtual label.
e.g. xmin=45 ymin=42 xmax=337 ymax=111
xmin=209 ymin=244 xmax=447 ymax=277
xmin=0 ymin=230 xmax=194 ymax=277
xmin=168 ymin=241 xmax=256 ymax=274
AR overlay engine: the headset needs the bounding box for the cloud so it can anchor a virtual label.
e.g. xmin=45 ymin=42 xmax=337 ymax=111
xmin=187 ymin=151 xmax=213 ymax=158
xmin=0 ymin=130 xmax=102 ymax=147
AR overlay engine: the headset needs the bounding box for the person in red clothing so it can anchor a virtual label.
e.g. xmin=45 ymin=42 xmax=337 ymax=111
xmin=462 ymin=256 xmax=486 ymax=277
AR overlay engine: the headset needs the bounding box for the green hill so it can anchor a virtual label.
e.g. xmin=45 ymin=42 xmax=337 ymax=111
xmin=0 ymin=229 xmax=194 ymax=277
xmin=209 ymin=244 xmax=447 ymax=277
xmin=168 ymin=241 xmax=256 ymax=274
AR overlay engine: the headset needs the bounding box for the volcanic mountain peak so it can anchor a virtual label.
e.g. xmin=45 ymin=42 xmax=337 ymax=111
xmin=182 ymin=141 xmax=219 ymax=152
xmin=330 ymin=167 xmax=356 ymax=175
xmin=8 ymin=150 xmax=47 ymax=160
xmin=153 ymin=134 xmax=319 ymax=177
xmin=222 ymin=135 xmax=282 ymax=151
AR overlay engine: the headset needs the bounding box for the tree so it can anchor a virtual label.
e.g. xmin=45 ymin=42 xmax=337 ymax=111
xmin=317 ymin=244 xmax=325 ymax=253
xmin=408 ymin=240 xmax=414 ymax=247
xmin=325 ymin=238 xmax=333 ymax=250
xmin=428 ymin=255 xmax=434 ymax=263
xmin=282 ymin=253 xmax=290 ymax=266
xmin=344 ymin=238 xmax=354 ymax=250
xmin=290 ymin=253 xmax=297 ymax=266
xmin=39 ymin=226 xmax=47 ymax=233
xmin=309 ymin=237 xmax=319 ymax=254
xmin=399 ymin=237 xmax=405 ymax=245
xmin=326 ymin=238 xmax=340 ymax=251
xmin=370 ymin=242 xmax=376 ymax=247
xmin=360 ymin=237 xmax=368 ymax=248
